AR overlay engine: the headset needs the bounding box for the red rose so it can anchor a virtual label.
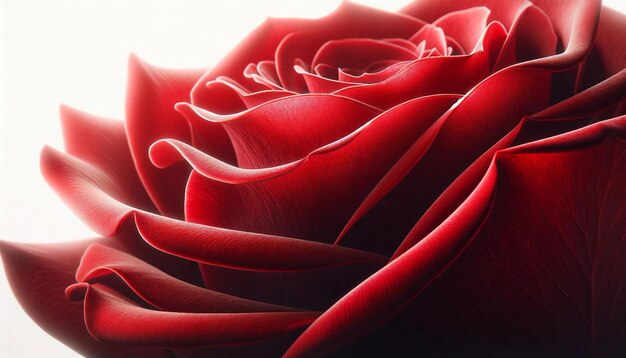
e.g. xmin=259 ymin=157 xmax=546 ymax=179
xmin=2 ymin=0 xmax=625 ymax=356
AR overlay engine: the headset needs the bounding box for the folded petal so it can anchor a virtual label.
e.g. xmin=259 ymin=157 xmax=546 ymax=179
xmin=76 ymin=244 xmax=298 ymax=313
xmin=76 ymin=284 xmax=319 ymax=347
xmin=337 ymin=0 xmax=602 ymax=254
xmin=0 ymin=239 xmax=169 ymax=357
xmin=432 ymin=7 xmax=490 ymax=53
xmin=134 ymin=214 xmax=386 ymax=272
xmin=149 ymin=139 xmax=302 ymax=184
xmin=401 ymin=0 xmax=531 ymax=30
xmin=60 ymin=105 xmax=156 ymax=213
xmin=580 ymin=6 xmax=626 ymax=88
xmin=393 ymin=70 xmax=626 ymax=259
xmin=287 ymin=116 xmax=626 ymax=357
xmin=311 ymin=38 xmax=417 ymax=73
xmin=125 ymin=55 xmax=205 ymax=218
xmin=198 ymin=263 xmax=380 ymax=311
xmin=275 ymin=2 xmax=425 ymax=91
xmin=177 ymin=94 xmax=381 ymax=168
xmin=334 ymin=21 xmax=507 ymax=109
xmin=408 ymin=24 xmax=447 ymax=55
xmin=494 ymin=4 xmax=557 ymax=69
xmin=41 ymin=144 xmax=381 ymax=273
xmin=185 ymin=95 xmax=459 ymax=243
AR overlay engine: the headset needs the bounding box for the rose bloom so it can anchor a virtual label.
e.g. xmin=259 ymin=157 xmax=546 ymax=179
xmin=2 ymin=0 xmax=626 ymax=356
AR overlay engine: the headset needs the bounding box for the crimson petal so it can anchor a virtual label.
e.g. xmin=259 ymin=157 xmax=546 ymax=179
xmin=177 ymin=94 xmax=381 ymax=168
xmin=125 ymin=55 xmax=204 ymax=218
xmin=275 ymin=2 xmax=425 ymax=92
xmin=60 ymin=105 xmax=155 ymax=212
xmin=0 ymin=239 xmax=169 ymax=357
xmin=76 ymin=284 xmax=319 ymax=347
xmin=286 ymin=117 xmax=626 ymax=357
xmin=185 ymin=95 xmax=459 ymax=243
xmin=76 ymin=244 xmax=299 ymax=313
xmin=134 ymin=214 xmax=386 ymax=272
xmin=401 ymin=0 xmax=531 ymax=30
xmin=432 ymin=7 xmax=491 ymax=53
xmin=334 ymin=21 xmax=507 ymax=109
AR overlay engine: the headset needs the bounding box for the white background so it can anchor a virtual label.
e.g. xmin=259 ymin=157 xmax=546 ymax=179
xmin=0 ymin=0 xmax=624 ymax=356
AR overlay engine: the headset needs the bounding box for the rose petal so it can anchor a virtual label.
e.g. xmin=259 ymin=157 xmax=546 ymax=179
xmin=408 ymin=24 xmax=447 ymax=55
xmin=337 ymin=0 xmax=602 ymax=254
xmin=176 ymin=94 xmax=381 ymax=168
xmin=244 ymin=63 xmax=283 ymax=90
xmin=41 ymin=146 xmax=134 ymax=237
xmin=401 ymin=0 xmax=531 ymax=30
xmin=494 ymin=4 xmax=557 ymax=70
xmin=59 ymin=105 xmax=156 ymax=213
xmin=149 ymin=139 xmax=302 ymax=184
xmin=0 ymin=239 xmax=170 ymax=357
xmin=334 ymin=21 xmax=507 ymax=109
xmin=337 ymin=60 xmax=413 ymax=84
xmin=134 ymin=214 xmax=387 ymax=272
xmin=311 ymin=38 xmax=417 ymax=73
xmin=185 ymin=95 xmax=459 ymax=243
xmin=75 ymin=284 xmax=319 ymax=347
xmin=394 ymin=70 xmax=626 ymax=259
xmin=125 ymin=54 xmax=204 ymax=218
xmin=275 ymin=2 xmax=425 ymax=92
xmin=76 ymin=244 xmax=299 ymax=313
xmin=190 ymin=77 xmax=247 ymax=114
xmin=432 ymin=7 xmax=491 ymax=53
xmin=212 ymin=78 xmax=295 ymax=109
xmin=580 ymin=6 xmax=626 ymax=88
xmin=286 ymin=116 xmax=626 ymax=357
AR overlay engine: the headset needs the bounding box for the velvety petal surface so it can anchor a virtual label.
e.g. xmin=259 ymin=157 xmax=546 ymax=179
xmin=125 ymin=55 xmax=206 ymax=218
xmin=0 ymin=239 xmax=170 ymax=357
xmin=185 ymin=95 xmax=459 ymax=243
xmin=287 ymin=116 xmax=626 ymax=357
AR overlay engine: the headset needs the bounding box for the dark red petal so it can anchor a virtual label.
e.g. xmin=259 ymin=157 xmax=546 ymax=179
xmin=494 ymin=4 xmax=557 ymax=70
xmin=78 ymin=284 xmax=318 ymax=347
xmin=0 ymin=240 xmax=169 ymax=357
xmin=311 ymin=38 xmax=417 ymax=73
xmin=125 ymin=55 xmax=204 ymax=218
xmin=39 ymin=145 xmax=204 ymax=283
xmin=59 ymin=105 xmax=156 ymax=213
xmin=176 ymin=94 xmax=381 ymax=168
xmin=525 ymin=0 xmax=600 ymax=69
xmin=580 ymin=6 xmax=626 ymax=88
xmin=334 ymin=21 xmax=507 ymax=109
xmin=76 ymin=244 xmax=298 ymax=313
xmin=401 ymin=0 xmax=531 ymax=30
xmin=287 ymin=117 xmax=626 ymax=357
xmin=185 ymin=95 xmax=459 ymax=243
xmin=534 ymin=70 xmax=626 ymax=121
xmin=198 ymin=263 xmax=380 ymax=311
xmin=432 ymin=7 xmax=490 ymax=53
xmin=134 ymin=214 xmax=386 ymax=272
xmin=336 ymin=65 xmax=552 ymax=254
xmin=275 ymin=2 xmax=425 ymax=92
xmin=338 ymin=0 xmax=602 ymax=254
xmin=393 ymin=56 xmax=626 ymax=262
